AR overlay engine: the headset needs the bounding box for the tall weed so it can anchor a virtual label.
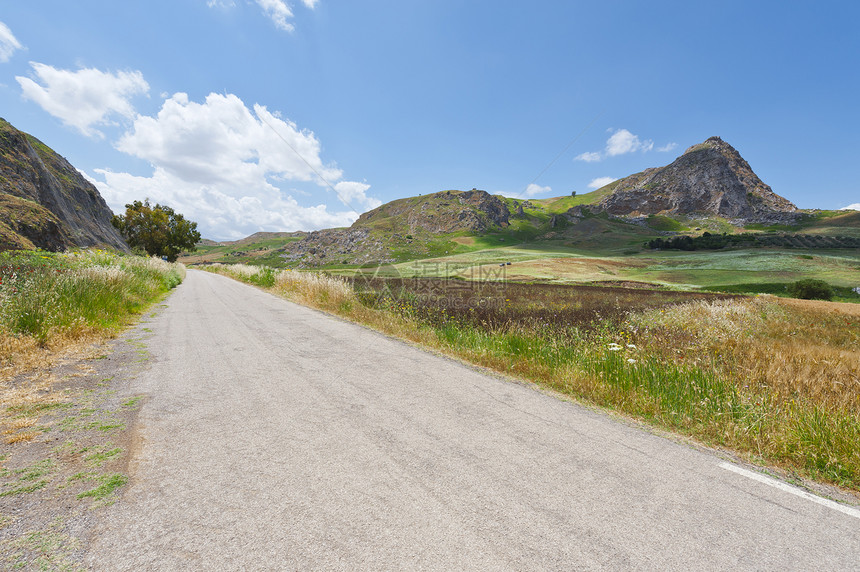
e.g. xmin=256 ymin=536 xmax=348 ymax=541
xmin=0 ymin=250 xmax=184 ymax=348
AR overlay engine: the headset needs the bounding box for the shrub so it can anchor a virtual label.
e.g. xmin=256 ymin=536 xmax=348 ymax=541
xmin=789 ymin=279 xmax=833 ymax=300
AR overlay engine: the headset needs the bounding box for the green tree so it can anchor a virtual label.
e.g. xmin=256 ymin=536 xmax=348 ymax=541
xmin=788 ymin=279 xmax=833 ymax=301
xmin=112 ymin=199 xmax=201 ymax=262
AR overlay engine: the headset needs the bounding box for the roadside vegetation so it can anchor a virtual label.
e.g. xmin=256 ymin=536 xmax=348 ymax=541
xmin=1 ymin=248 xmax=183 ymax=569
xmin=0 ymin=249 xmax=183 ymax=369
xmin=207 ymin=263 xmax=860 ymax=493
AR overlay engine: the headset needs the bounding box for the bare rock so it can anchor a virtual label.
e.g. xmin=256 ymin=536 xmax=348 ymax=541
xmin=596 ymin=136 xmax=799 ymax=224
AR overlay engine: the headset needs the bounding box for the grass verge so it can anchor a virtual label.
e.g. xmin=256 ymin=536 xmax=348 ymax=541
xmin=1 ymin=249 xmax=184 ymax=569
xmin=0 ymin=249 xmax=184 ymax=378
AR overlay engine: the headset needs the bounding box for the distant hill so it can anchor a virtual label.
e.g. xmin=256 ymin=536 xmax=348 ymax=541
xmin=277 ymin=190 xmax=516 ymax=266
xmin=356 ymin=189 xmax=511 ymax=234
xmin=596 ymin=136 xmax=798 ymax=224
xmin=0 ymin=118 xmax=128 ymax=252
xmin=183 ymin=137 xmax=856 ymax=268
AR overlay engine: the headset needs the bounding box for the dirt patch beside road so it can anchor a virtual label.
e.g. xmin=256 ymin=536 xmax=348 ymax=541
xmin=0 ymin=313 xmax=162 ymax=571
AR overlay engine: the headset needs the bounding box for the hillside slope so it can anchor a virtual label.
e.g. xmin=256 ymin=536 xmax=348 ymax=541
xmin=597 ymin=136 xmax=798 ymax=224
xmin=276 ymin=190 xmax=514 ymax=266
xmin=0 ymin=118 xmax=128 ymax=252
xmin=184 ymin=137 xmax=855 ymax=269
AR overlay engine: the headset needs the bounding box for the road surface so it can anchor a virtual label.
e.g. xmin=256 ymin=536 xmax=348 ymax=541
xmin=87 ymin=270 xmax=860 ymax=570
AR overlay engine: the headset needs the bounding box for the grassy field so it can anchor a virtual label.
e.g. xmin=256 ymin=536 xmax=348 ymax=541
xmin=180 ymin=234 xmax=304 ymax=267
xmin=208 ymin=263 xmax=860 ymax=494
xmin=325 ymin=245 xmax=860 ymax=302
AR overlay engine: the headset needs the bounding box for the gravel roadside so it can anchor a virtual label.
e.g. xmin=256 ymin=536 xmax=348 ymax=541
xmin=0 ymin=305 xmax=167 ymax=571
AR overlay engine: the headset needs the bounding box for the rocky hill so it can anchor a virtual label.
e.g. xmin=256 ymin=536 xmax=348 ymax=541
xmin=596 ymin=137 xmax=798 ymax=224
xmin=0 ymin=118 xmax=128 ymax=252
xmin=356 ymin=189 xmax=510 ymax=234
xmin=185 ymin=137 xmax=835 ymax=269
xmin=278 ymin=190 xmax=512 ymax=266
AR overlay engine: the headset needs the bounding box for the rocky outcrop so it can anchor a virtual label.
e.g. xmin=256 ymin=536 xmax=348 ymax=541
xmin=278 ymin=227 xmax=393 ymax=267
xmin=356 ymin=189 xmax=510 ymax=234
xmin=0 ymin=118 xmax=128 ymax=252
xmin=277 ymin=189 xmax=512 ymax=266
xmin=597 ymin=137 xmax=799 ymax=224
xmin=0 ymin=193 xmax=69 ymax=251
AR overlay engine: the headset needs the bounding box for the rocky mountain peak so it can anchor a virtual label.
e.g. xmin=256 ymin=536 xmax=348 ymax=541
xmin=597 ymin=136 xmax=798 ymax=224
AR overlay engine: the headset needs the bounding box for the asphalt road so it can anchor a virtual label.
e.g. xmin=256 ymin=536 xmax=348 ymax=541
xmin=87 ymin=270 xmax=860 ymax=570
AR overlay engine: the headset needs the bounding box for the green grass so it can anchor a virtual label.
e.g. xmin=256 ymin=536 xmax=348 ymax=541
xmin=75 ymin=473 xmax=127 ymax=501
xmin=0 ymin=250 xmax=185 ymax=346
xmin=83 ymin=447 xmax=122 ymax=468
xmin=348 ymin=244 xmax=860 ymax=295
xmin=0 ymin=460 xmax=54 ymax=497
xmin=1 ymin=522 xmax=84 ymax=572
xmin=702 ymin=281 xmax=860 ymax=302
xmin=646 ymin=214 xmax=689 ymax=231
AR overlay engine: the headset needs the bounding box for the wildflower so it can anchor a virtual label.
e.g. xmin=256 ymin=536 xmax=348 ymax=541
xmin=607 ymin=343 xmax=622 ymax=351
xmin=626 ymin=344 xmax=637 ymax=349
xmin=627 ymin=358 xmax=636 ymax=364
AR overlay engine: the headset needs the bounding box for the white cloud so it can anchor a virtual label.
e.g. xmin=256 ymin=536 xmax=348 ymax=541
xmin=524 ymin=183 xmax=552 ymax=197
xmin=657 ymin=142 xmax=678 ymax=153
xmin=588 ymin=177 xmax=617 ymax=189
xmin=209 ymin=0 xmax=316 ymax=29
xmin=605 ymin=129 xmax=653 ymax=156
xmin=334 ymin=181 xmax=381 ymax=211
xmin=575 ymin=129 xmax=658 ymax=162
xmin=574 ymin=151 xmax=602 ymax=163
xmin=840 ymin=203 xmax=860 ymax=211
xmin=0 ymin=21 xmax=22 ymax=63
xmin=94 ymin=92 xmax=378 ymax=239
xmin=16 ymin=63 xmax=149 ymax=138
xmin=255 ymin=0 xmax=297 ymax=32
xmin=93 ymin=167 xmax=356 ymax=240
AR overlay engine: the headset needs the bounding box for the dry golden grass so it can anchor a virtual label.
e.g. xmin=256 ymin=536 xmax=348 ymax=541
xmin=629 ymin=296 xmax=860 ymax=413
xmin=5 ymin=431 xmax=38 ymax=444
xmin=0 ymin=328 xmax=107 ymax=384
xmin=0 ymin=365 xmax=66 ymax=443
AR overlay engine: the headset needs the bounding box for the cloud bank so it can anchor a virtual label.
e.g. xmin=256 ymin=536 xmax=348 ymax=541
xmin=605 ymin=129 xmax=653 ymax=156
xmin=588 ymin=176 xmax=618 ymax=189
xmin=210 ymin=0 xmax=319 ymax=32
xmin=93 ymin=91 xmax=378 ymax=239
xmin=16 ymin=63 xmax=149 ymax=138
xmin=524 ymin=183 xmax=552 ymax=197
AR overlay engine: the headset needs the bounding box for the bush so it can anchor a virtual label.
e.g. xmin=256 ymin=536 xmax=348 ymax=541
xmin=789 ymin=279 xmax=833 ymax=300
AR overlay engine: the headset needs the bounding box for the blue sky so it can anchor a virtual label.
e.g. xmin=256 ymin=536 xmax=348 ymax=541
xmin=1 ymin=1 xmax=858 ymax=240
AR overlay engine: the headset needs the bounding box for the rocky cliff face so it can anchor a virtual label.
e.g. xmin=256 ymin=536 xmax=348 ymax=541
xmin=597 ymin=137 xmax=798 ymax=224
xmin=0 ymin=118 xmax=128 ymax=252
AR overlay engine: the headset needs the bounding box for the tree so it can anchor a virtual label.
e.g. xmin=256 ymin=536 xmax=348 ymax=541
xmin=112 ymin=199 xmax=201 ymax=262
xmin=788 ymin=279 xmax=833 ymax=301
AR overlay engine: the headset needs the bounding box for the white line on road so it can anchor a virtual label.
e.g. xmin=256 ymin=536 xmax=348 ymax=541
xmin=719 ymin=462 xmax=860 ymax=520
